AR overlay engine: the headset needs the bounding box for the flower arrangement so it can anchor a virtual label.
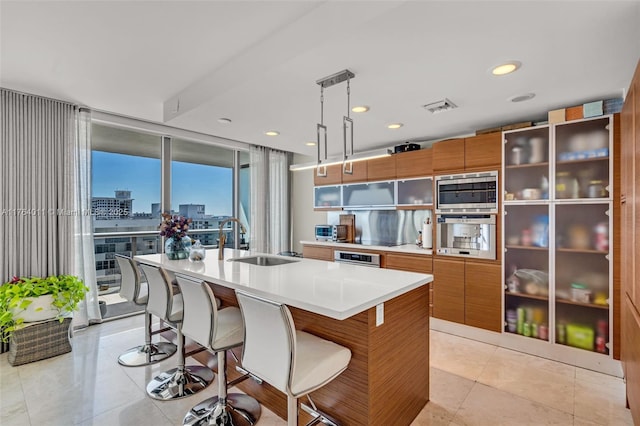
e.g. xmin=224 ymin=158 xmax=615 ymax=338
xmin=158 ymin=212 xmax=192 ymax=239
xmin=0 ymin=275 xmax=89 ymax=342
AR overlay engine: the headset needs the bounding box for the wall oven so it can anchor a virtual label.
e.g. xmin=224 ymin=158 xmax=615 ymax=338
xmin=435 ymin=171 xmax=498 ymax=213
xmin=436 ymin=214 xmax=496 ymax=260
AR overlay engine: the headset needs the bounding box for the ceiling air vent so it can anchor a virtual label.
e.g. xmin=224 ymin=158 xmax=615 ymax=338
xmin=422 ymin=98 xmax=457 ymax=114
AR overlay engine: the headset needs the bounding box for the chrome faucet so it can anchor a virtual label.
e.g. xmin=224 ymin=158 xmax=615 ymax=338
xmin=218 ymin=218 xmax=247 ymax=260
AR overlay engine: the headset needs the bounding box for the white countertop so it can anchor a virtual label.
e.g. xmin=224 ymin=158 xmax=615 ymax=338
xmin=300 ymin=240 xmax=433 ymax=255
xmin=135 ymin=249 xmax=432 ymax=320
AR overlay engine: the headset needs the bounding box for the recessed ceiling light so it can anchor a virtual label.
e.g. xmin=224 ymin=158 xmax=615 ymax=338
xmin=387 ymin=123 xmax=403 ymax=129
xmin=305 ymin=141 xmax=317 ymax=146
xmin=491 ymin=61 xmax=522 ymax=76
xmin=509 ymin=93 xmax=536 ymax=103
xmin=264 ymin=130 xmax=280 ymax=136
xmin=217 ymin=118 xmax=232 ymax=124
xmin=351 ymin=105 xmax=370 ymax=113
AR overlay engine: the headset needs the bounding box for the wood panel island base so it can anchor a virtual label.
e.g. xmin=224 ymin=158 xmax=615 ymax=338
xmin=136 ymin=250 xmax=431 ymax=426
xmin=209 ymin=284 xmax=430 ymax=426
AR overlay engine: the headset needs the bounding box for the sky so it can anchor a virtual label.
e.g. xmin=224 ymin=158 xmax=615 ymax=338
xmin=92 ymin=151 xmax=233 ymax=216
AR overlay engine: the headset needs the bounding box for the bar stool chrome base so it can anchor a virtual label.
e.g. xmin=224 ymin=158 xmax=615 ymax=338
xmin=118 ymin=342 xmax=177 ymax=367
xmin=146 ymin=366 xmax=214 ymax=401
xmin=183 ymin=393 xmax=261 ymax=426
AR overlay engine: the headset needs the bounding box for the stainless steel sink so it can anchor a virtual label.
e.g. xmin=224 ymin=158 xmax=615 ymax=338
xmin=228 ymin=255 xmax=298 ymax=266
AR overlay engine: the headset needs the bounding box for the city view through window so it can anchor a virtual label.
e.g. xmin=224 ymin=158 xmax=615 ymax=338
xmin=91 ymin=124 xmax=248 ymax=301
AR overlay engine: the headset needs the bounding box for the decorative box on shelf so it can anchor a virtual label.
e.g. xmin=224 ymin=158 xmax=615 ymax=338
xmin=8 ymin=317 xmax=72 ymax=366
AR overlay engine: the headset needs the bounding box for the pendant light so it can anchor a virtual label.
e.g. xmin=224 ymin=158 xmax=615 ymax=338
xmin=315 ymin=69 xmax=355 ymax=176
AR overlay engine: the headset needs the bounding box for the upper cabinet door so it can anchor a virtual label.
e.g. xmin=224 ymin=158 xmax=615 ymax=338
xmin=433 ymin=138 xmax=465 ymax=173
xmin=341 ymin=160 xmax=368 ymax=183
xmin=313 ymin=164 xmax=343 ymax=186
xmin=396 ymin=148 xmax=433 ymax=178
xmin=465 ymin=133 xmax=502 ymax=170
xmin=367 ymin=156 xmax=397 ymax=181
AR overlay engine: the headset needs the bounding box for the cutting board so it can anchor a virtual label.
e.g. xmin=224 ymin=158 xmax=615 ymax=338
xmin=340 ymin=214 xmax=356 ymax=243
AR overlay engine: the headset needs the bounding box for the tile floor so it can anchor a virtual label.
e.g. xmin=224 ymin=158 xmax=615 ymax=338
xmin=0 ymin=315 xmax=634 ymax=426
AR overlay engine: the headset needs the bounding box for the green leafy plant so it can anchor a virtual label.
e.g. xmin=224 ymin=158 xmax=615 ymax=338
xmin=0 ymin=275 xmax=89 ymax=342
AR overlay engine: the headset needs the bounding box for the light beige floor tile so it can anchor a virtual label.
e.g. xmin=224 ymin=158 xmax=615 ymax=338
xmin=477 ymin=347 xmax=575 ymax=414
xmin=429 ymin=367 xmax=474 ymax=412
xmin=410 ymin=401 xmax=455 ymax=426
xmin=0 ymin=355 xmax=28 ymax=423
xmin=450 ymin=383 xmax=574 ymax=426
xmin=430 ymin=331 xmax=497 ymax=381
xmin=78 ymin=397 xmax=173 ymax=426
xmin=574 ymin=368 xmax=634 ymax=425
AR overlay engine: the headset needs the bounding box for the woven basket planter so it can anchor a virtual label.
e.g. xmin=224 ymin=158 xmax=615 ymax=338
xmin=8 ymin=318 xmax=72 ymax=366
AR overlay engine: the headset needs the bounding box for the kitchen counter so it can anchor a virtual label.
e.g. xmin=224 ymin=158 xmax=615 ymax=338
xmin=135 ymin=248 xmax=431 ymax=320
xmin=134 ymin=248 xmax=431 ymax=426
xmin=300 ymin=240 xmax=433 ymax=255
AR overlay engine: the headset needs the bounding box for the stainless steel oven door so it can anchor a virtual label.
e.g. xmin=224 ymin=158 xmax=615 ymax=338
xmin=436 ymin=215 xmax=496 ymax=260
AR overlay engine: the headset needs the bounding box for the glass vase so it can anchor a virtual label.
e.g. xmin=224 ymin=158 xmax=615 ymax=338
xmin=165 ymin=236 xmax=192 ymax=260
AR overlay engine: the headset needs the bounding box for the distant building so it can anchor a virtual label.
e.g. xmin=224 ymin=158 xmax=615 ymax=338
xmin=91 ymin=190 xmax=133 ymax=220
xmin=179 ymin=204 xmax=206 ymax=219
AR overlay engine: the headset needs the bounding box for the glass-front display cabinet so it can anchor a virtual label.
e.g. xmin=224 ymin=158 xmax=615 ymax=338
xmin=503 ymin=115 xmax=613 ymax=356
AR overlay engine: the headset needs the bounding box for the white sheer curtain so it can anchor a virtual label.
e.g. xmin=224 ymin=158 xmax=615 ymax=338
xmin=0 ymin=89 xmax=100 ymax=326
xmin=73 ymin=108 xmax=101 ymax=326
xmin=249 ymin=146 xmax=291 ymax=254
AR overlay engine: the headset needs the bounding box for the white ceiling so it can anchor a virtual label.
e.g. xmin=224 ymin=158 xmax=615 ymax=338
xmin=2 ymin=1 xmax=639 ymax=157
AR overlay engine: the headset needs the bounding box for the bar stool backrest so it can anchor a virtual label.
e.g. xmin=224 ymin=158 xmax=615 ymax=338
xmin=139 ymin=264 xmax=174 ymax=322
xmin=115 ymin=254 xmax=141 ymax=304
xmin=175 ymin=274 xmax=216 ymax=348
xmin=236 ymin=291 xmax=296 ymax=394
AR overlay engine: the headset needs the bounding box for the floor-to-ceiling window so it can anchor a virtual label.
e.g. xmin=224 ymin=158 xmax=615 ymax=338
xmin=91 ymin=124 xmax=161 ymax=307
xmin=91 ymin=122 xmax=248 ymax=319
xmin=171 ymin=138 xmax=237 ymax=247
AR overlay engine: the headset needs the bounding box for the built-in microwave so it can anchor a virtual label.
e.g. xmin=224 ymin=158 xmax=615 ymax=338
xmin=435 ymin=171 xmax=498 ymax=213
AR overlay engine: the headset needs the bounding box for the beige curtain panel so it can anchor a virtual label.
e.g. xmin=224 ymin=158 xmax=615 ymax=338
xmin=0 ymin=89 xmax=100 ymax=326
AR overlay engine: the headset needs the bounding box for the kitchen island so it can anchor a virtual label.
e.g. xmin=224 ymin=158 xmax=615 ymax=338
xmin=135 ymin=249 xmax=433 ymax=426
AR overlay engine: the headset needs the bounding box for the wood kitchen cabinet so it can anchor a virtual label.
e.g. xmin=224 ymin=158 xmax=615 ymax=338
xmin=302 ymin=245 xmax=334 ymax=261
xmin=313 ymin=164 xmax=343 ymax=185
xmin=433 ymin=258 xmax=465 ymax=324
xmin=432 ymin=132 xmax=501 ymax=174
xmin=367 ymin=155 xmax=396 ymax=181
xmin=465 ymin=261 xmax=502 ymax=332
xmin=386 ymin=253 xmax=432 ymax=274
xmin=432 ymin=257 xmax=501 ymax=332
xmin=387 ymin=253 xmax=434 ymax=316
xmin=341 ymin=160 xmax=368 ymax=183
xmin=433 ymin=138 xmax=465 ymax=173
xmin=395 ymin=148 xmax=433 ymax=178
xmin=464 ymin=133 xmax=502 ymax=170
xmin=621 ymin=59 xmax=639 ymax=424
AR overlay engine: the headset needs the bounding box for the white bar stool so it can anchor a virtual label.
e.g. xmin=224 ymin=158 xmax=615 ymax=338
xmin=235 ymin=290 xmax=352 ymax=426
xmin=176 ymin=274 xmax=261 ymax=426
xmin=114 ymin=254 xmax=177 ymax=366
xmin=139 ymin=264 xmax=214 ymax=400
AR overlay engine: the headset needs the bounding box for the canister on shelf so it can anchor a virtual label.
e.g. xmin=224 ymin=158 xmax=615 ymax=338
xmin=557 ymin=323 xmax=567 ymax=344
xmin=517 ymin=308 xmax=525 ymax=334
xmin=588 ymin=180 xmax=606 ymax=198
xmin=594 ymin=222 xmax=609 ymax=252
xmin=539 ymin=323 xmax=549 ymax=340
xmin=556 ymin=171 xmax=579 ymax=199
xmin=523 ymin=322 xmax=532 ymax=337
xmin=571 ymin=283 xmax=591 ymax=303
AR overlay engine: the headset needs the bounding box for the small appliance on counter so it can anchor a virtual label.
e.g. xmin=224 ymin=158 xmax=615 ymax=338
xmin=315 ymin=224 xmax=348 ymax=242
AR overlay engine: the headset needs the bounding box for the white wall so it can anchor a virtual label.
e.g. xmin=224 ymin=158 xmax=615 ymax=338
xmin=290 ymin=154 xmax=326 ymax=253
